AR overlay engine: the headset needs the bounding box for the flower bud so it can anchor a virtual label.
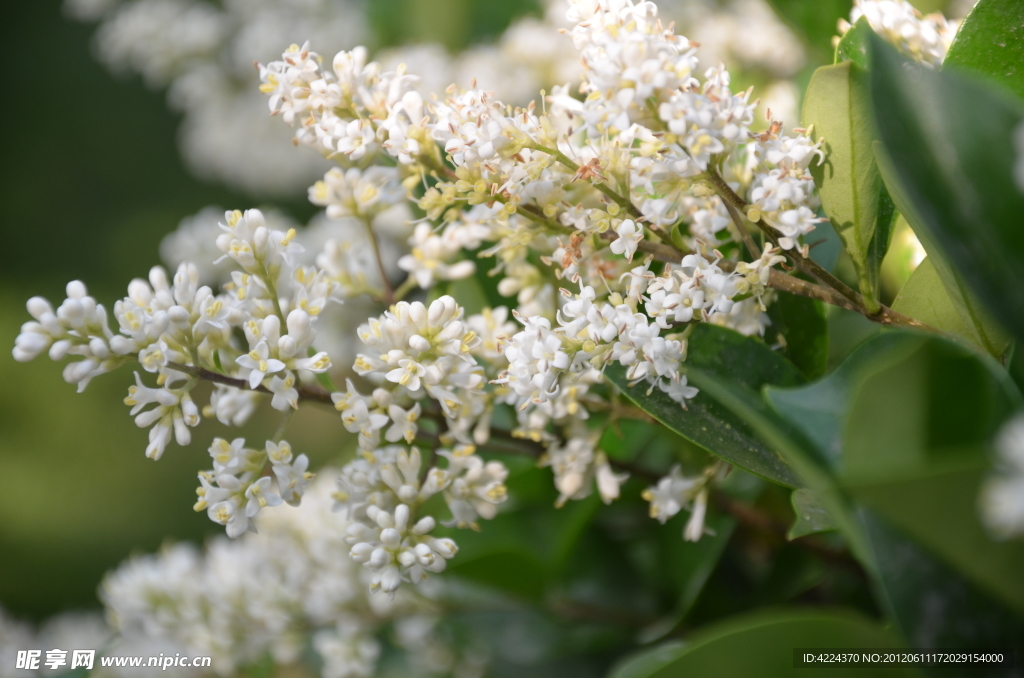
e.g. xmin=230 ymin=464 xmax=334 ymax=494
xmin=66 ymin=281 xmax=88 ymax=299
xmin=26 ymin=297 xmax=52 ymax=320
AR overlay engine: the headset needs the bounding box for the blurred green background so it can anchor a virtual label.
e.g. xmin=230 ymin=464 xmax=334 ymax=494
xmin=0 ymin=0 xmax=958 ymax=623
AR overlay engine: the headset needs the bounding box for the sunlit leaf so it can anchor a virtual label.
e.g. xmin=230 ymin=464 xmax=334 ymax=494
xmin=834 ymin=16 xmax=872 ymax=68
xmin=944 ymin=0 xmax=1024 ymax=101
xmin=803 ymin=61 xmax=892 ymax=309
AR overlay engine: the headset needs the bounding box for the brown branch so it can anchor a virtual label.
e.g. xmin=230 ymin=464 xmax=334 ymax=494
xmin=167 ymin=362 xmax=334 ymax=404
xmin=705 ymin=170 xmax=930 ymax=329
xmin=721 ymin=198 xmax=762 ymax=260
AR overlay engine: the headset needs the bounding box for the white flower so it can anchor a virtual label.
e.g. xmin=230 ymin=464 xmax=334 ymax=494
xmin=13 ymin=283 xmax=121 ymax=391
xmin=643 ymin=465 xmax=701 ymax=524
xmin=439 ymin=445 xmax=509 ymax=527
xmin=341 ymin=398 xmax=390 ymax=449
xmin=496 ymin=315 xmax=572 ymax=407
xmin=308 ymin=166 xmax=406 ymax=220
xmin=609 ymin=219 xmax=642 ymax=261
xmin=208 ymin=496 xmax=250 ymax=538
xmin=268 ymin=372 xmax=299 ymax=411
xmin=236 ymin=341 xmax=287 ymax=389
xmin=982 ymin=414 xmax=1024 ymax=539
xmin=385 ymin=403 xmax=421 ymax=444
xmin=274 ymin=453 xmax=313 ymax=506
xmin=595 ymin=453 xmax=628 ymax=504
xmin=847 ymin=0 xmax=956 ymax=67
xmin=124 ymin=372 xmax=199 ymax=459
xmin=397 ymin=223 xmax=478 ymax=289
xmin=683 ymin=487 xmax=710 ymax=542
xmin=544 ymin=434 xmax=600 ymax=508
xmin=245 ymin=477 xmax=283 ymax=517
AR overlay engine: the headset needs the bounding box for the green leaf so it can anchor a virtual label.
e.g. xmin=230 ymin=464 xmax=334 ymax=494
xmin=892 ymin=256 xmax=990 ymax=351
xmin=877 ymin=153 xmax=1012 ymax=359
xmin=638 ymin=508 xmax=738 ymax=643
xmin=859 ymin=508 xmax=1024 ymax=653
xmin=788 ymin=488 xmax=837 ymax=539
xmin=609 ymin=609 xmax=916 ymax=678
xmin=834 ymin=16 xmax=872 ymax=68
xmin=766 ymin=332 xmax=924 ymax=473
xmin=766 ymin=0 xmax=853 ymax=62
xmin=766 ymin=291 xmax=829 ymax=380
xmin=865 ymin=183 xmax=897 ymax=293
xmin=604 ymin=324 xmax=804 ymax=487
xmin=944 ymin=0 xmax=1024 ymax=101
xmin=869 ymin=33 xmax=1024 ymax=349
xmin=838 ymin=338 xmax=1024 ymax=614
xmin=765 ymin=330 xmax=1024 ymax=604
xmin=761 ymin=331 xmax=1024 ymax=646
xmin=803 ymin=62 xmax=889 ymax=310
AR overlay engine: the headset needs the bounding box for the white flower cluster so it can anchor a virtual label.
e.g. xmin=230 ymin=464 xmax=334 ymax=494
xmin=15 ymin=208 xmax=341 ymax=521
xmin=748 ymin=124 xmax=825 ymax=250
xmin=64 ymin=0 xmax=370 ymax=195
xmin=197 ymin=438 xmax=313 ymax=538
xmin=67 ymin=0 xmax=809 ymax=195
xmin=840 ymin=0 xmax=958 ymax=67
xmin=543 ymin=433 xmax=629 ymax=507
xmin=334 ymin=444 xmax=507 ymax=594
xmin=643 ymin=463 xmax=718 ymax=542
xmin=13 ymin=282 xmax=124 ymax=392
xmin=18 ymin=0 xmax=849 ymax=593
xmin=982 ymin=414 xmax=1024 ymax=540
xmin=101 ymin=477 xmax=478 ymax=677
xmin=258 ymin=43 xmax=434 ymax=169
xmin=337 ymin=297 xmax=488 ymax=446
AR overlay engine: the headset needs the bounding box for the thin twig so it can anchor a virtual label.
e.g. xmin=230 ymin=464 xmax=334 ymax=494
xmin=362 ymin=217 xmax=395 ymax=305
xmin=529 ymin=142 xmax=644 ymax=220
xmin=705 ymin=170 xmax=862 ymax=302
xmin=167 ymin=362 xmax=334 ymax=404
xmin=721 ymin=197 xmax=763 ymax=260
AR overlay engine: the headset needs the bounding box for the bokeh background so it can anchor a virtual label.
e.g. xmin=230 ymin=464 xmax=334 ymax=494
xmin=0 ymin=0 xmax=959 ymax=624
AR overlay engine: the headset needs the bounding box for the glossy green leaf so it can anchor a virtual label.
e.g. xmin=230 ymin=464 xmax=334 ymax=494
xmin=759 ymin=331 xmax=1024 ymax=647
xmin=892 ymin=256 xmax=990 ymax=351
xmin=766 ymin=332 xmax=924 ymax=473
xmin=766 ymin=292 xmax=829 ymax=380
xmin=803 ymin=61 xmax=890 ymax=309
xmin=604 ymin=324 xmax=804 ymax=487
xmin=609 ymin=609 xmax=915 ymax=678
xmin=766 ymin=0 xmax=853 ymax=62
xmin=865 ymin=183 xmax=897 ymax=293
xmin=859 ymin=509 xmax=1024 ymax=654
xmin=769 ymin=330 xmax=1024 ymax=624
xmin=869 ymin=33 xmax=1024 ymax=349
xmin=788 ymin=488 xmax=837 ymax=539
xmin=839 ymin=339 xmax=1024 ymax=614
xmin=944 ymin=0 xmax=1024 ymax=101
xmin=834 ymin=16 xmax=872 ymax=68
xmin=762 ymin=334 xmax=927 ymax=563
